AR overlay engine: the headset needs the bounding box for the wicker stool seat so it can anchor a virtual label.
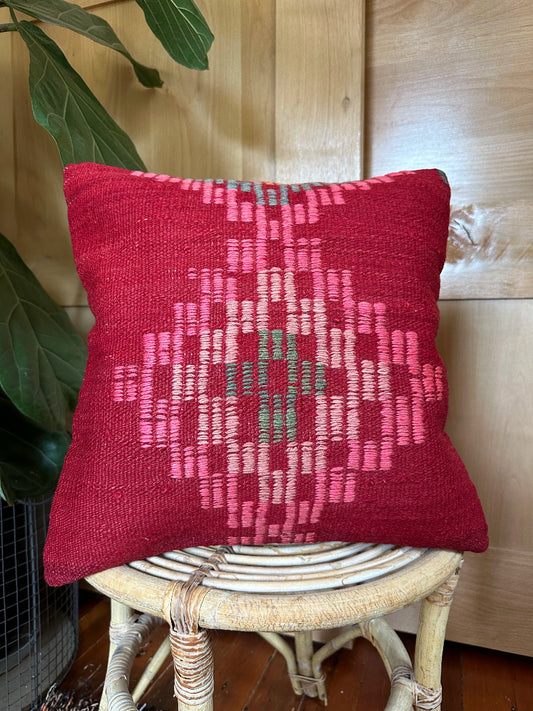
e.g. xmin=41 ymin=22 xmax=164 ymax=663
xmin=88 ymin=543 xmax=462 ymax=711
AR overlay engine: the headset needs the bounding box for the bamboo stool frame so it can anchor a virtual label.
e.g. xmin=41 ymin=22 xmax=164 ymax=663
xmin=88 ymin=543 xmax=463 ymax=711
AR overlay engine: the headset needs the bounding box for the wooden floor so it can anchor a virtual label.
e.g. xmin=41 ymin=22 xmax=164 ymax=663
xmin=60 ymin=589 xmax=533 ymax=711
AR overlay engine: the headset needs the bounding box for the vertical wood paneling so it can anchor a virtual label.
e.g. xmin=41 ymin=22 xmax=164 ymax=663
xmin=438 ymin=300 xmax=533 ymax=551
xmin=240 ymin=2 xmax=276 ymax=181
xmin=365 ymin=0 xmax=533 ymax=655
xmin=365 ymin=0 xmax=533 ymax=299
xmin=275 ymin=0 xmax=364 ymax=183
xmin=4 ymin=0 xmax=364 ymax=304
xmin=0 ymin=10 xmax=18 ymax=242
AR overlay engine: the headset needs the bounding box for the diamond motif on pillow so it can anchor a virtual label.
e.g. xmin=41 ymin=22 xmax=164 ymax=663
xmin=43 ymin=164 xmax=488 ymax=586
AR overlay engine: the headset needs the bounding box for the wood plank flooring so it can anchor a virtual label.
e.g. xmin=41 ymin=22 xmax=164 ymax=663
xmin=60 ymin=590 xmax=533 ymax=710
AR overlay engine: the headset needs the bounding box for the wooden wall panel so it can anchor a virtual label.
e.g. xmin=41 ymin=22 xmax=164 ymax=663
xmin=275 ymin=0 xmax=364 ymax=183
xmin=438 ymin=300 xmax=533 ymax=552
xmin=0 ymin=9 xmax=18 ymax=242
xmin=386 ymin=300 xmax=533 ymax=655
xmin=386 ymin=548 xmax=533 ymax=657
xmin=3 ymin=0 xmax=364 ymax=305
xmin=366 ymin=0 xmax=533 ymax=655
xmin=365 ymin=0 xmax=533 ymax=299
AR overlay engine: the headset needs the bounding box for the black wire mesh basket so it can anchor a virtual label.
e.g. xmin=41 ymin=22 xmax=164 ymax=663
xmin=0 ymin=496 xmax=78 ymax=710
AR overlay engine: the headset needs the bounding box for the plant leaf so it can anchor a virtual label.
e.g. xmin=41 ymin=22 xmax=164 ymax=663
xmin=134 ymin=0 xmax=213 ymax=70
xmin=0 ymin=390 xmax=70 ymax=504
xmin=5 ymin=0 xmax=162 ymax=87
xmin=0 ymin=233 xmax=87 ymax=431
xmin=17 ymin=20 xmax=147 ymax=170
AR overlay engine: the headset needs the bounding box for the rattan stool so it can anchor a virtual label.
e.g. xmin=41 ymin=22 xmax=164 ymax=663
xmin=88 ymin=542 xmax=462 ymax=711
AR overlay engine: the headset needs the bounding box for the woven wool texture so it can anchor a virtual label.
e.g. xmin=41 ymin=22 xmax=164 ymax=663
xmin=44 ymin=164 xmax=488 ymax=586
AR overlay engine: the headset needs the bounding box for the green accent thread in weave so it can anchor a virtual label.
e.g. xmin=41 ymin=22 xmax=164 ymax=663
xmin=286 ymin=386 xmax=298 ymax=441
xmin=272 ymin=329 xmax=284 ymax=360
xmin=272 ymin=394 xmax=284 ymax=443
xmin=225 ymin=363 xmax=238 ymax=397
xmin=242 ymin=362 xmax=254 ymax=395
xmin=254 ymin=183 xmax=265 ymax=205
xmin=258 ymin=360 xmax=269 ymax=388
xmin=301 ymin=361 xmax=312 ymax=395
xmin=223 ymin=329 xmax=327 ymax=446
xmin=258 ymin=330 xmax=270 ymax=361
xmin=259 ymin=390 xmax=270 ymax=443
xmin=315 ymin=363 xmax=327 ymax=393
xmin=437 ymin=169 xmax=449 ymax=185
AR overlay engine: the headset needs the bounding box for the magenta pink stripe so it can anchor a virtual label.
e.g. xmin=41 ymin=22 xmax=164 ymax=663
xmin=330 ymin=184 xmax=345 ymax=205
xmin=241 ymin=202 xmax=253 ymax=221
xmin=281 ymin=204 xmax=293 ymax=244
xmin=227 ymin=190 xmax=238 ymax=221
xmin=318 ymin=188 xmax=332 ymax=206
xmin=410 ymin=377 xmax=426 ymax=444
xmin=358 ymin=301 xmax=372 ymax=334
xmin=392 ymin=330 xmax=405 ymax=365
xmin=112 ymin=366 xmax=124 ymax=402
xmin=294 ymin=203 xmax=306 ymax=224
xmin=305 ymin=189 xmax=319 ymax=223
xmin=255 ymin=206 xmax=267 ymax=270
xmin=202 ymin=181 xmax=213 ymax=204
xmin=396 ymin=396 xmax=411 ymax=446
xmin=435 ymin=365 xmax=445 ymax=400
xmin=363 ymin=441 xmax=378 ymax=471
xmin=311 ymin=238 xmax=322 ymax=270
xmin=242 ymin=239 xmax=254 ymax=273
xmin=139 ymin=332 xmax=156 ymax=448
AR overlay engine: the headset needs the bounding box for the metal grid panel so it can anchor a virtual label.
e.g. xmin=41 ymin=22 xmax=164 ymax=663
xmin=1 ymin=497 xmax=78 ymax=710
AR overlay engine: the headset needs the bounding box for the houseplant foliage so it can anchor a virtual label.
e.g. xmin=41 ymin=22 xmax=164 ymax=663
xmin=0 ymin=0 xmax=213 ymax=503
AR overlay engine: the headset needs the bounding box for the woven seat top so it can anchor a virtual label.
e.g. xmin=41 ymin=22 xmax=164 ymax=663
xmin=128 ymin=542 xmax=428 ymax=594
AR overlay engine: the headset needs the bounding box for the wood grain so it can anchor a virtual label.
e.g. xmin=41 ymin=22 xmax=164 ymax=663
xmin=389 ymin=299 xmax=533 ymax=655
xmin=0 ymin=9 xmax=16 ymax=242
xmin=3 ymin=0 xmax=365 ymax=304
xmin=387 ymin=547 xmax=533 ymax=657
xmin=240 ymin=2 xmax=276 ymax=181
xmin=365 ymin=0 xmax=533 ymax=299
xmin=275 ymin=0 xmax=364 ymax=183
xmin=437 ymin=299 xmax=533 ymax=552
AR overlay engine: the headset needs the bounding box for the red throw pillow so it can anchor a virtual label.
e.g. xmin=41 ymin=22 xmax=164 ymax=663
xmin=44 ymin=164 xmax=488 ymax=586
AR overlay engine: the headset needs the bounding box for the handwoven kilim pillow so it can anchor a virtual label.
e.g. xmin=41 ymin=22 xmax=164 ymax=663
xmin=44 ymin=163 xmax=488 ymax=586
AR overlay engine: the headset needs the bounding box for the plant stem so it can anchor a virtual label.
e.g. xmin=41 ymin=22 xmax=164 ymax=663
xmin=0 ymin=23 xmax=17 ymax=32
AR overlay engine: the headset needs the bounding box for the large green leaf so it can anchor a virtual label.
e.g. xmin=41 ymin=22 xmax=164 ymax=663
xmin=135 ymin=0 xmax=213 ymax=70
xmin=0 ymin=390 xmax=70 ymax=504
xmin=6 ymin=0 xmax=162 ymax=87
xmin=17 ymin=20 xmax=147 ymax=170
xmin=0 ymin=233 xmax=87 ymax=432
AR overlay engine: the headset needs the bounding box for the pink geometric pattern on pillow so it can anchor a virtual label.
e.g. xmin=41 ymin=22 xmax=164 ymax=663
xmin=43 ymin=164 xmax=488 ymax=586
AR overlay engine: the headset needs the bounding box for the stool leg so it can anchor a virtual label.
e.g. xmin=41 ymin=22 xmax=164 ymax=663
xmin=99 ymin=599 xmax=136 ymax=711
xmin=414 ymin=567 xmax=461 ymax=711
xmin=295 ymin=630 xmax=318 ymax=697
xmin=169 ymin=627 xmax=214 ymax=711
